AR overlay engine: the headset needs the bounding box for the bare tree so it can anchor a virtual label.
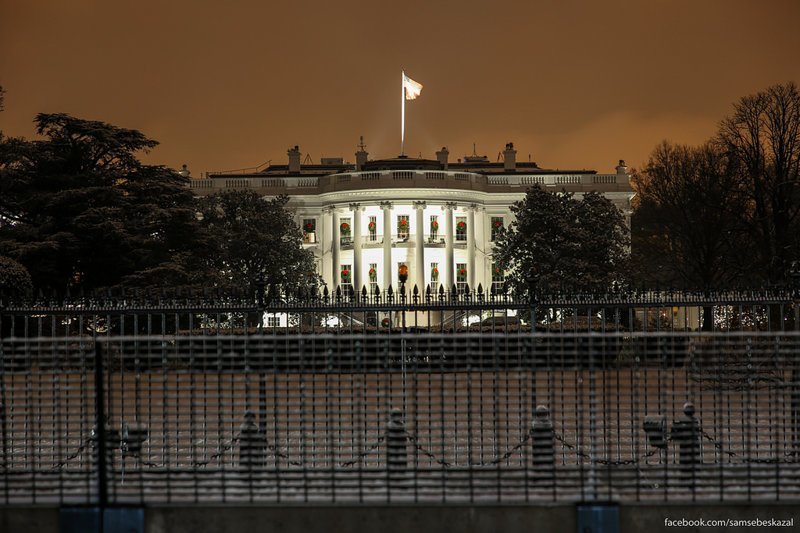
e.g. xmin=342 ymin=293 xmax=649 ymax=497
xmin=717 ymin=82 xmax=800 ymax=284
xmin=631 ymin=141 xmax=747 ymax=290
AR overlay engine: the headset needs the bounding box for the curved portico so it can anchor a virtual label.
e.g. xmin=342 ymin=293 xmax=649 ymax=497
xmin=193 ymin=148 xmax=635 ymax=296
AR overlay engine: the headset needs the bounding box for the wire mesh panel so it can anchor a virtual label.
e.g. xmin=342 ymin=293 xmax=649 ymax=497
xmin=1 ymin=330 xmax=799 ymax=504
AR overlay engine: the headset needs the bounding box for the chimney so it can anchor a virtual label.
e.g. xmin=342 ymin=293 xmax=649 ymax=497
xmin=616 ymin=159 xmax=629 ymax=175
xmin=288 ymin=145 xmax=301 ymax=173
xmin=503 ymin=142 xmax=517 ymax=171
xmin=355 ymin=136 xmax=368 ymax=171
xmin=435 ymin=147 xmax=449 ymax=169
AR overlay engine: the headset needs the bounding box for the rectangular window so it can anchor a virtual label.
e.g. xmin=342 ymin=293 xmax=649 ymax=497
xmin=429 ymin=215 xmax=439 ymax=241
xmin=491 ymin=262 xmax=505 ymax=294
xmin=429 ymin=262 xmax=439 ymax=292
xmin=340 ymin=264 xmax=352 ymax=286
xmin=397 ymin=215 xmax=409 ymax=239
xmin=455 ymin=217 xmax=467 ymax=241
xmin=340 ymin=217 xmax=352 ymax=246
xmin=267 ymin=316 xmax=280 ymax=327
xmin=456 ymin=262 xmax=467 ymax=292
xmin=491 ymin=216 xmax=504 ymax=241
xmin=368 ymin=262 xmax=378 ymax=293
xmin=368 ymin=216 xmax=377 ymax=241
xmin=303 ymin=218 xmax=316 ymax=243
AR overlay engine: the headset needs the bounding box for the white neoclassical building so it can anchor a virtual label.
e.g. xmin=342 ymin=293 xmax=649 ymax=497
xmin=190 ymin=141 xmax=635 ymax=295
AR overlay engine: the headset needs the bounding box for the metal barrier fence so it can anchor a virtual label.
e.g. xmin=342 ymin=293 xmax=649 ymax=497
xmin=1 ymin=286 xmax=799 ymax=337
xmin=0 ymin=291 xmax=799 ymax=505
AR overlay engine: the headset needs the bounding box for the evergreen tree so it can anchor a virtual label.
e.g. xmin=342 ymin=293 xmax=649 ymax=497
xmin=493 ymin=185 xmax=628 ymax=296
xmin=195 ymin=191 xmax=317 ymax=294
xmin=0 ymin=113 xmax=212 ymax=292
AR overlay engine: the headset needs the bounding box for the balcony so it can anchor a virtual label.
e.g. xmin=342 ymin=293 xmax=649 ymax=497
xmin=193 ymin=169 xmax=631 ymax=198
xmin=337 ymin=234 xmax=466 ymax=249
xmin=426 ymin=234 xmax=445 ymax=246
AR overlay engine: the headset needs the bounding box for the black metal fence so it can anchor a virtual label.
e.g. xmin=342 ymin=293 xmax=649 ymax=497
xmin=0 ymin=290 xmax=799 ymax=504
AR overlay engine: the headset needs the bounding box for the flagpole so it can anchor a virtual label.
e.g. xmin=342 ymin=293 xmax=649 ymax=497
xmin=401 ymin=70 xmax=405 ymax=156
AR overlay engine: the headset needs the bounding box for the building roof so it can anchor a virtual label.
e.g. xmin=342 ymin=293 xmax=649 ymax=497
xmin=207 ymin=157 xmax=596 ymax=179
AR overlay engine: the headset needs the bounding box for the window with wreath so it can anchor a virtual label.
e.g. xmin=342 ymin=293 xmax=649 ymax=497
xmin=367 ymin=216 xmax=377 ymax=241
xmin=455 ymin=217 xmax=467 ymax=241
xmin=430 ymin=262 xmax=440 ymax=291
xmin=491 ymin=262 xmax=505 ymax=294
xmin=302 ymin=218 xmax=316 ymax=244
xmin=397 ymin=215 xmax=410 ymax=239
xmin=340 ymin=264 xmax=352 ymax=286
xmin=340 ymin=218 xmax=351 ymax=245
xmin=456 ymin=262 xmax=467 ymax=292
xmin=429 ymin=215 xmax=439 ymax=241
xmin=490 ymin=216 xmax=504 ymax=241
xmin=368 ymin=262 xmax=378 ymax=293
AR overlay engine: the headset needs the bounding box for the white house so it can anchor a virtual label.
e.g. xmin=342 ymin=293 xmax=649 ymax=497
xmin=190 ymin=141 xmax=635 ymax=295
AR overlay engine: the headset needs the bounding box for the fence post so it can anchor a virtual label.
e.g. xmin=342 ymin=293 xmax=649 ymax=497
xmin=790 ymin=262 xmax=800 ymax=453
xmin=239 ymin=410 xmax=264 ymax=470
xmin=93 ymin=341 xmax=108 ymax=510
xmin=531 ymin=405 xmax=555 ymax=485
xmin=386 ymin=408 xmax=407 ymax=483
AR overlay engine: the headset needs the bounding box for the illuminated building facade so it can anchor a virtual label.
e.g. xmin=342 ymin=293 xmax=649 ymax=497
xmin=190 ymin=141 xmax=635 ymax=295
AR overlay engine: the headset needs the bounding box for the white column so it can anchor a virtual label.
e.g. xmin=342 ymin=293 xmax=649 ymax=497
xmin=467 ymin=204 xmax=476 ymax=290
xmin=413 ymin=201 xmax=426 ymax=292
xmin=320 ymin=207 xmax=329 ymax=285
xmin=444 ymin=202 xmax=456 ymax=290
xmin=380 ymin=201 xmax=393 ymax=291
xmin=476 ymin=206 xmax=487 ymax=291
xmin=350 ymin=203 xmax=363 ymax=292
xmin=331 ymin=207 xmax=340 ymax=290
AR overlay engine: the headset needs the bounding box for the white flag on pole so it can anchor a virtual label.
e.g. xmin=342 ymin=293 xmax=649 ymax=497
xmin=403 ymin=74 xmax=423 ymax=100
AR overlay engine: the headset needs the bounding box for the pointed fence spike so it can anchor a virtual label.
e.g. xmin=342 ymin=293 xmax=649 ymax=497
xmin=477 ymin=283 xmax=483 ymax=295
xmin=413 ymin=284 xmax=419 ymax=296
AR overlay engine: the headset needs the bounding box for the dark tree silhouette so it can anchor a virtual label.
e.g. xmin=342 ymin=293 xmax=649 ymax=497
xmin=631 ymin=141 xmax=747 ymax=290
xmin=0 ymin=113 xmax=212 ymax=292
xmin=717 ymin=82 xmax=800 ymax=284
xmin=195 ymin=191 xmax=317 ymax=294
xmin=493 ymin=185 xmax=628 ymax=296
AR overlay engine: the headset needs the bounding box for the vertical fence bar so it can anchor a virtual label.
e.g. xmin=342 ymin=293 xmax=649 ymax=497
xmin=93 ymin=341 xmax=108 ymax=510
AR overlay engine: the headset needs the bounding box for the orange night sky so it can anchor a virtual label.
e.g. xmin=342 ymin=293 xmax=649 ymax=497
xmin=2 ymin=0 xmax=799 ymax=176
